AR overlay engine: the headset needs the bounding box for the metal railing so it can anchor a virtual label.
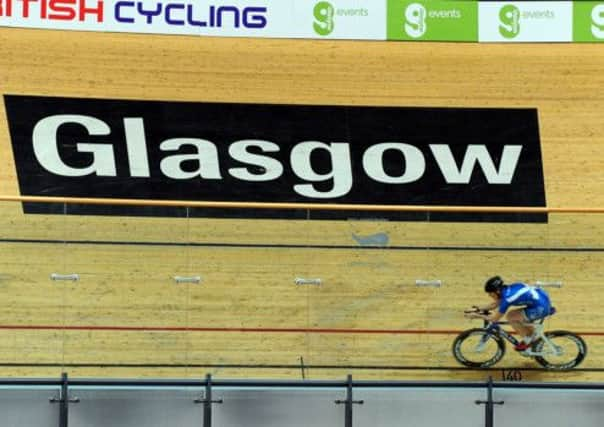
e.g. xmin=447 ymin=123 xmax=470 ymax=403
xmin=1 ymin=374 xmax=603 ymax=427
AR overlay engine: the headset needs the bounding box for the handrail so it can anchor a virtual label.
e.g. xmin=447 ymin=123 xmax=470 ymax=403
xmin=1 ymin=195 xmax=604 ymax=214
xmin=0 ymin=376 xmax=603 ymax=389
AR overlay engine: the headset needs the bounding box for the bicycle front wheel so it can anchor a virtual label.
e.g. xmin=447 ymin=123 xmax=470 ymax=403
xmin=533 ymin=330 xmax=587 ymax=370
xmin=452 ymin=328 xmax=506 ymax=368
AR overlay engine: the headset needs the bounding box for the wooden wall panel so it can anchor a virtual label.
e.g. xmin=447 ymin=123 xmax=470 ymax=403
xmin=1 ymin=28 xmax=604 ymax=381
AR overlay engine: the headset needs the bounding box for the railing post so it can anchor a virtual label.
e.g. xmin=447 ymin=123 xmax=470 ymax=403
xmin=475 ymin=376 xmax=504 ymax=427
xmin=203 ymin=374 xmax=213 ymax=427
xmin=58 ymin=372 xmax=69 ymax=427
xmin=335 ymin=375 xmax=364 ymax=427
xmin=50 ymin=372 xmax=79 ymax=427
xmin=194 ymin=374 xmax=223 ymax=427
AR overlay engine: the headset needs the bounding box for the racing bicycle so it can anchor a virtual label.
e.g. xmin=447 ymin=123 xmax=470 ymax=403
xmin=452 ymin=307 xmax=587 ymax=370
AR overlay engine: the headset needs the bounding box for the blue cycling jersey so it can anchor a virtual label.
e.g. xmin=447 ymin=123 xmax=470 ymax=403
xmin=498 ymin=283 xmax=551 ymax=314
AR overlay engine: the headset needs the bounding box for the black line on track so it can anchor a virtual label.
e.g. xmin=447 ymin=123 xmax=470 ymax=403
xmin=2 ymin=238 xmax=604 ymax=252
xmin=1 ymin=363 xmax=604 ymax=372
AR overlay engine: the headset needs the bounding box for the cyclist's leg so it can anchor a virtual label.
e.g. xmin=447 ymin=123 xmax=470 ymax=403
xmin=506 ymin=308 xmax=534 ymax=338
xmin=522 ymin=304 xmax=551 ymax=339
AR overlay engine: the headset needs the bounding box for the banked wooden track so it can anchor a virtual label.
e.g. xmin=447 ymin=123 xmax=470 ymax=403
xmin=1 ymin=28 xmax=604 ymax=381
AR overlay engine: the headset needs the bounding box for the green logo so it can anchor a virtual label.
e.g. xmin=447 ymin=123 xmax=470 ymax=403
xmin=499 ymin=4 xmax=520 ymax=38
xmin=313 ymin=1 xmax=335 ymax=36
xmin=387 ymin=0 xmax=478 ymax=42
xmin=404 ymin=3 xmax=427 ymax=38
xmin=573 ymin=2 xmax=604 ymax=42
xmin=592 ymin=4 xmax=604 ymax=38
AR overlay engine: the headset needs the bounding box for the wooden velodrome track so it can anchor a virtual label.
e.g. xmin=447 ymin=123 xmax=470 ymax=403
xmin=1 ymin=28 xmax=604 ymax=382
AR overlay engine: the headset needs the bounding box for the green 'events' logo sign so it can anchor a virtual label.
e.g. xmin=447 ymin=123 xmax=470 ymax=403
xmin=499 ymin=4 xmax=521 ymax=38
xmin=573 ymin=1 xmax=604 ymax=41
xmin=387 ymin=0 xmax=478 ymax=41
xmin=313 ymin=1 xmax=335 ymax=36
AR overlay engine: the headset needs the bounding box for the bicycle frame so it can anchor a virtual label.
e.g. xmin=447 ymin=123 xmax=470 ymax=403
xmin=481 ymin=320 xmax=562 ymax=357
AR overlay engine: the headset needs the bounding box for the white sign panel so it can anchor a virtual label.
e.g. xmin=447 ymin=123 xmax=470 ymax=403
xmin=0 ymin=0 xmax=385 ymax=39
xmin=479 ymin=1 xmax=573 ymax=42
xmin=290 ymin=0 xmax=386 ymax=40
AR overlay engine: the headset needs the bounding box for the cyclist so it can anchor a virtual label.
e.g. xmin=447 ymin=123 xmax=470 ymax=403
xmin=468 ymin=276 xmax=553 ymax=351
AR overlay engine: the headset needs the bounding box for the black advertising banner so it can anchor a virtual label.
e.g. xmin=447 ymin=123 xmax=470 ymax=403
xmin=4 ymin=95 xmax=546 ymax=222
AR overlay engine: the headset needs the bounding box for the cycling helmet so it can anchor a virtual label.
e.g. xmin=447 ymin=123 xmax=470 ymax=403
xmin=484 ymin=276 xmax=504 ymax=293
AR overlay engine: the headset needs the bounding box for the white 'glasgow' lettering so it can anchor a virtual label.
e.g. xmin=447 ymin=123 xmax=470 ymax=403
xmin=32 ymin=114 xmax=523 ymax=199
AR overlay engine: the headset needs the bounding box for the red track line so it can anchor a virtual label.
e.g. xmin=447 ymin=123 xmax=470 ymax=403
xmin=0 ymin=325 xmax=457 ymax=334
xmin=0 ymin=324 xmax=603 ymax=336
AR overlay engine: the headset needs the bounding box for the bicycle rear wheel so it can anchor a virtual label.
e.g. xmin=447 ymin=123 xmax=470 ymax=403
xmin=452 ymin=328 xmax=506 ymax=368
xmin=533 ymin=331 xmax=587 ymax=370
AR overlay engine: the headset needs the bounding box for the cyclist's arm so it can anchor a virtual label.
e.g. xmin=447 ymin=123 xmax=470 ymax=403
xmin=479 ymin=301 xmax=499 ymax=311
xmin=486 ymin=310 xmax=504 ymax=322
xmin=469 ymin=298 xmax=505 ymax=321
xmin=471 ymin=309 xmax=504 ymax=322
